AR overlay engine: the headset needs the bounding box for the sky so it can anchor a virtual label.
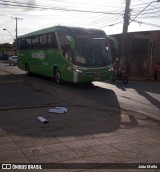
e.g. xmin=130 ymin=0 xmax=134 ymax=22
xmin=0 ymin=0 xmax=160 ymax=44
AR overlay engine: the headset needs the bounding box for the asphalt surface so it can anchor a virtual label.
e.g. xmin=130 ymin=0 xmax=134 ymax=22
xmin=0 ymin=61 xmax=160 ymax=171
xmin=1 ymin=61 xmax=159 ymax=121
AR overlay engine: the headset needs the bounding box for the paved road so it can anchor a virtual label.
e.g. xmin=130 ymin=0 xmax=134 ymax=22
xmin=0 ymin=61 xmax=25 ymax=75
xmin=0 ymin=61 xmax=160 ymax=169
xmin=0 ymin=61 xmax=160 ymax=121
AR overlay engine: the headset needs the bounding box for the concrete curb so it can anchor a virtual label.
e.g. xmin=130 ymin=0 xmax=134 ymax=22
xmin=121 ymin=106 xmax=160 ymax=123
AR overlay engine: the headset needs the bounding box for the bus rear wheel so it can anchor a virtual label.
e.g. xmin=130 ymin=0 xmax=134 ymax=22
xmin=55 ymin=68 xmax=62 ymax=84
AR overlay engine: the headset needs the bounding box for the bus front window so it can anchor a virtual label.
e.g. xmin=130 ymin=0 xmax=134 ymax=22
xmin=57 ymin=29 xmax=112 ymax=67
xmin=63 ymin=44 xmax=72 ymax=62
xmin=57 ymin=30 xmax=74 ymax=62
xmin=73 ymin=35 xmax=112 ymax=67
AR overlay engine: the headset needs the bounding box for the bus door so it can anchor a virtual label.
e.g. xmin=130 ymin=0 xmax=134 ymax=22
xmin=59 ymin=35 xmax=76 ymax=82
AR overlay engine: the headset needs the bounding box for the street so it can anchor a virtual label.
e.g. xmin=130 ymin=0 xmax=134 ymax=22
xmin=1 ymin=0 xmax=160 ymax=170
xmin=0 ymin=61 xmax=160 ymax=171
xmin=1 ymin=61 xmax=159 ymax=121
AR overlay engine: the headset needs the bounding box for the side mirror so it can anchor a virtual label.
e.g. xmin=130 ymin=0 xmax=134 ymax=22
xmin=106 ymin=46 xmax=109 ymax=51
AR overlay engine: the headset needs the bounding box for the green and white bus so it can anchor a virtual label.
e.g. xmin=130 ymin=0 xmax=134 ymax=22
xmin=17 ymin=26 xmax=112 ymax=83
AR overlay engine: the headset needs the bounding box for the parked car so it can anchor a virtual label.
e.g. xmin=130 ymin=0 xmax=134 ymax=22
xmin=8 ymin=56 xmax=18 ymax=66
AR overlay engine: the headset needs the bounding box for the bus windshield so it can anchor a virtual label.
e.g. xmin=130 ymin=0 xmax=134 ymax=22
xmin=57 ymin=28 xmax=111 ymax=67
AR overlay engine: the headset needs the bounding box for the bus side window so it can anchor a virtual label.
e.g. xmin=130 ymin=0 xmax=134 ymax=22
xmin=40 ymin=34 xmax=47 ymax=48
xmin=18 ymin=39 xmax=21 ymax=49
xmin=19 ymin=38 xmax=24 ymax=49
xmin=21 ymin=38 xmax=26 ymax=49
xmin=32 ymin=36 xmax=39 ymax=49
xmin=48 ymin=33 xmax=52 ymax=47
xmin=48 ymin=33 xmax=58 ymax=49
xmin=26 ymin=37 xmax=31 ymax=49
xmin=52 ymin=33 xmax=58 ymax=49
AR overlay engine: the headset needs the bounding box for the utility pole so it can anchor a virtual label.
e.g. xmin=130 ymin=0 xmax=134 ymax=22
xmin=11 ymin=17 xmax=23 ymax=55
xmin=121 ymin=0 xmax=131 ymax=66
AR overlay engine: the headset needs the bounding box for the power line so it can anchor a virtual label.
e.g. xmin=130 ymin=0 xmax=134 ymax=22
xmin=0 ymin=0 xmax=125 ymax=33
xmin=136 ymin=14 xmax=160 ymax=18
xmin=133 ymin=19 xmax=160 ymax=28
xmin=0 ymin=1 xmax=123 ymax=15
xmin=130 ymin=0 xmax=160 ymax=24
xmin=0 ymin=0 xmax=126 ymax=31
xmin=1 ymin=0 xmax=160 ymax=39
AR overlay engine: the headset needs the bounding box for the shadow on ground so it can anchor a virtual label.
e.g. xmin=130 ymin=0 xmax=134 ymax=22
xmin=0 ymin=73 xmax=138 ymax=138
xmin=111 ymin=80 xmax=160 ymax=110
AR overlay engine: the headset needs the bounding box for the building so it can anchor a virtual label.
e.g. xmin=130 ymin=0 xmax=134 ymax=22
xmin=109 ymin=30 xmax=160 ymax=78
xmin=0 ymin=42 xmax=16 ymax=60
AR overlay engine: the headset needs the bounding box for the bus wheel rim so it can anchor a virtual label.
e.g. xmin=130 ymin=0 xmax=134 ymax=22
xmin=56 ymin=72 xmax=60 ymax=83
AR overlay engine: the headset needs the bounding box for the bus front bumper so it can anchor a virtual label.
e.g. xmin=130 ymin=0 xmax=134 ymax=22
xmin=74 ymin=70 xmax=112 ymax=83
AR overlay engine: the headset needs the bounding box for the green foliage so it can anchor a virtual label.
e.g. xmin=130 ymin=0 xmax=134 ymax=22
xmin=0 ymin=43 xmax=12 ymax=51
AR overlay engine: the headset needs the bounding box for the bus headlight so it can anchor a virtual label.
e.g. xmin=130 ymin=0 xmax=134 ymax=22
xmin=75 ymin=69 xmax=83 ymax=73
xmin=108 ymin=67 xmax=113 ymax=72
xmin=72 ymin=65 xmax=83 ymax=73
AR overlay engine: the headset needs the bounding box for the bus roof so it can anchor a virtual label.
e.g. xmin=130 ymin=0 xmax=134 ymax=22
xmin=18 ymin=26 xmax=106 ymax=39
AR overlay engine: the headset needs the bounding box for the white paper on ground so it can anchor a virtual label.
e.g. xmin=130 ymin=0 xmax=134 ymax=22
xmin=48 ymin=107 xmax=68 ymax=114
xmin=37 ymin=116 xmax=48 ymax=124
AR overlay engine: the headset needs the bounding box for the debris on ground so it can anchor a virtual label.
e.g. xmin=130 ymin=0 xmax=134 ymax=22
xmin=37 ymin=116 xmax=48 ymax=124
xmin=48 ymin=107 xmax=68 ymax=114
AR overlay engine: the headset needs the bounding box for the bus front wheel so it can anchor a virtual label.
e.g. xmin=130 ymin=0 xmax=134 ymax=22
xmin=55 ymin=68 xmax=62 ymax=84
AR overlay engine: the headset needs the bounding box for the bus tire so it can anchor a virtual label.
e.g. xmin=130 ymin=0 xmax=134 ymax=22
xmin=55 ymin=67 xmax=62 ymax=84
xmin=25 ymin=64 xmax=31 ymax=75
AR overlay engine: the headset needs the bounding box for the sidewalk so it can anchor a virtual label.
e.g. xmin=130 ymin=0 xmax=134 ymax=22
xmin=129 ymin=76 xmax=159 ymax=82
xmin=0 ymin=67 xmax=160 ymax=171
xmin=0 ymin=105 xmax=160 ymax=171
